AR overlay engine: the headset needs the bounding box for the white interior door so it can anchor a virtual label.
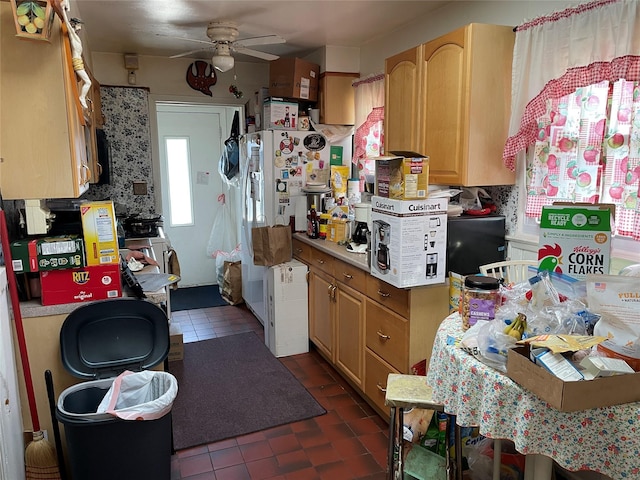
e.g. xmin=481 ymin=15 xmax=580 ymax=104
xmin=156 ymin=103 xmax=240 ymax=287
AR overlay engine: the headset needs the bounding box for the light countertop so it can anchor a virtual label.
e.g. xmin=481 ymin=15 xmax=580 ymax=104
xmin=292 ymin=233 xmax=370 ymax=271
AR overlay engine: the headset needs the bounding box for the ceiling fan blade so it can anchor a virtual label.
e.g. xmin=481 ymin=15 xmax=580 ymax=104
xmin=170 ymin=47 xmax=212 ymax=59
xmin=156 ymin=33 xmax=213 ymax=46
xmin=234 ymin=47 xmax=280 ymax=61
xmin=234 ymin=35 xmax=286 ymax=48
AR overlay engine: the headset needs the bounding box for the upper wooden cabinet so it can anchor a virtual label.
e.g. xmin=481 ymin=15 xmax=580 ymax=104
xmin=384 ymin=46 xmax=422 ymax=154
xmin=0 ymin=3 xmax=91 ymax=199
xmin=385 ymin=24 xmax=515 ymax=186
xmin=319 ymin=72 xmax=359 ymax=125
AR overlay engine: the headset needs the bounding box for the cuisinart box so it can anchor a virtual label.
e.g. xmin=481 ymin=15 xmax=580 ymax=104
xmin=538 ymin=204 xmax=613 ymax=280
xmin=370 ymin=196 xmax=448 ymax=288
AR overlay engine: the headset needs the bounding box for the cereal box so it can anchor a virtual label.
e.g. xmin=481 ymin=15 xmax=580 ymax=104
xmin=80 ymin=200 xmax=119 ymax=266
xmin=538 ymin=204 xmax=613 ymax=280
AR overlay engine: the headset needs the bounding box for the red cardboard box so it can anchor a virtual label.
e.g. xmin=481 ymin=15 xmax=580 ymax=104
xmin=40 ymin=264 xmax=122 ymax=306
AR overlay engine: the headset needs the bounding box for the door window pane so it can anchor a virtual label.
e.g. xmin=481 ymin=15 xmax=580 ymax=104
xmin=165 ymin=137 xmax=193 ymax=226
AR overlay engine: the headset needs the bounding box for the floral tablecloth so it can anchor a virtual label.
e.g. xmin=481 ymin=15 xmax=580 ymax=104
xmin=426 ymin=313 xmax=640 ymax=479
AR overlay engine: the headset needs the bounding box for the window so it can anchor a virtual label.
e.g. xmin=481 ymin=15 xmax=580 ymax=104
xmin=165 ymin=137 xmax=193 ymax=226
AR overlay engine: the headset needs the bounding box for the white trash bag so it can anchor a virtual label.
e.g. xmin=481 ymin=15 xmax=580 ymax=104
xmin=97 ymin=370 xmax=178 ymax=421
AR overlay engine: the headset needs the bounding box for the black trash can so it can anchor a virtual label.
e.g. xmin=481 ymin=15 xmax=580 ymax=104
xmin=56 ymin=298 xmax=177 ymax=480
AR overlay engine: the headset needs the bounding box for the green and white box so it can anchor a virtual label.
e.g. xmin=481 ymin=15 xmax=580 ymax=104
xmin=538 ymin=205 xmax=613 ymax=280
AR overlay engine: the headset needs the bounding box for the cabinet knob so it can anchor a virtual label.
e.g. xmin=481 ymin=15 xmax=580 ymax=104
xmin=377 ymin=289 xmax=391 ymax=298
xmin=376 ymin=331 xmax=391 ymax=341
xmin=342 ymin=273 xmax=353 ymax=280
xmin=376 ymin=383 xmax=387 ymax=393
xmin=295 ymin=248 xmax=303 ymax=254
xmin=316 ymin=259 xmax=325 ymax=265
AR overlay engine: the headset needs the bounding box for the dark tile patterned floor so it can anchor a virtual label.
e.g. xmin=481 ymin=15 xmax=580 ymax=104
xmin=170 ymin=304 xmax=390 ymax=480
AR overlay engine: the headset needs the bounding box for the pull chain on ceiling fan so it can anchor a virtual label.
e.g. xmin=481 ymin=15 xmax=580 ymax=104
xmin=166 ymin=20 xmax=285 ymax=72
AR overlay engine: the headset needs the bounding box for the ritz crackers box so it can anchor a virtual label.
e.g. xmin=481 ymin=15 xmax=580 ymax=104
xmin=80 ymin=200 xmax=119 ymax=266
xmin=537 ymin=204 xmax=613 ymax=280
xmin=40 ymin=264 xmax=122 ymax=306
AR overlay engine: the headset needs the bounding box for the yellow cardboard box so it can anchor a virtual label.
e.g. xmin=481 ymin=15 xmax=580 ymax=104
xmin=80 ymin=201 xmax=119 ymax=266
xmin=375 ymin=154 xmax=430 ymax=200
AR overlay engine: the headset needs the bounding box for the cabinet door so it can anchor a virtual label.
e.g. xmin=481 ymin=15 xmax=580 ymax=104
xmin=335 ymin=282 xmax=364 ymax=388
xmin=0 ymin=4 xmax=90 ymax=199
xmin=420 ymin=27 xmax=466 ymax=185
xmin=384 ymin=46 xmax=422 ymax=154
xmin=319 ymin=72 xmax=358 ymax=125
xmin=421 ymin=24 xmax=515 ymax=186
xmin=308 ymin=268 xmax=335 ymax=361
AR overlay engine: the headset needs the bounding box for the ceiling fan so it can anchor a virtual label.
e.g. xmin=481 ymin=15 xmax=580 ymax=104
xmin=168 ymin=21 xmax=285 ymax=72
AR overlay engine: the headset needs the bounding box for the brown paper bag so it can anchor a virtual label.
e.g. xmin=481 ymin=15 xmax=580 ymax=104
xmin=221 ymin=260 xmax=243 ymax=305
xmin=251 ymin=225 xmax=292 ymax=266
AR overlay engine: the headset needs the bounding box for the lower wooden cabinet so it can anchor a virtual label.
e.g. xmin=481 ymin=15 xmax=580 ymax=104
xmin=295 ymin=237 xmax=450 ymax=418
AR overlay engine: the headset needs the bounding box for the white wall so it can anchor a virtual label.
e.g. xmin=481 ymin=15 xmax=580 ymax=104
xmin=359 ymin=1 xmax=581 ymax=75
xmin=93 ymin=52 xmax=270 ymax=106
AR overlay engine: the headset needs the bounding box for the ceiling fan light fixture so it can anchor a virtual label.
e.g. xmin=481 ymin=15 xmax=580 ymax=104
xmin=211 ymin=53 xmax=234 ymax=72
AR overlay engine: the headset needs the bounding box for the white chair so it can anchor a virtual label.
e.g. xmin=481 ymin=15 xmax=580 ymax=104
xmin=479 ymin=260 xmax=537 ymax=284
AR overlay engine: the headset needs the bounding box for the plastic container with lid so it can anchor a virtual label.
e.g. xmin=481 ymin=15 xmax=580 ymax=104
xmin=461 ymin=275 xmax=501 ymax=330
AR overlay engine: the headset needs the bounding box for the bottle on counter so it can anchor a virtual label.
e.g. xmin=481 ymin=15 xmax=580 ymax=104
xmin=319 ymin=214 xmax=330 ymax=240
xmin=307 ymin=204 xmax=319 ymax=239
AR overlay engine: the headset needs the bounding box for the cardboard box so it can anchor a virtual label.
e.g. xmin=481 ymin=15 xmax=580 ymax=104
xmin=506 ymin=344 xmax=640 ymax=411
xmin=375 ymin=155 xmax=430 ymax=200
xmin=269 ymin=57 xmax=320 ymax=101
xmin=168 ymin=322 xmax=184 ymax=362
xmin=538 ymin=204 xmax=613 ymax=279
xmin=370 ymin=196 xmax=448 ymax=288
xmin=10 ymin=236 xmax=86 ymax=273
xmin=40 ymin=264 xmax=122 ymax=306
xmin=263 ymin=97 xmax=299 ymax=130
xmin=80 ymin=200 xmax=119 ymax=266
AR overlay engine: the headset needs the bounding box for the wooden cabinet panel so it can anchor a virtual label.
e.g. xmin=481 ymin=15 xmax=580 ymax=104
xmin=365 ymin=299 xmax=409 ymax=372
xmin=384 ymin=24 xmax=515 ymax=187
xmin=420 ymin=24 xmax=515 ymax=186
xmin=308 ymin=248 xmax=335 ymax=277
xmin=384 ymin=46 xmax=422 ymax=154
xmin=292 ymin=238 xmax=312 ymax=263
xmin=364 ymin=349 xmax=399 ymax=417
xmin=308 ymin=268 xmax=335 ymax=361
xmin=335 ymin=283 xmax=364 ymax=388
xmin=365 ymin=276 xmax=409 ymax=318
xmin=0 ymin=3 xmax=90 ymax=199
xmin=334 ymin=260 xmax=366 ymax=294
xmin=319 ymin=72 xmax=359 ymax=125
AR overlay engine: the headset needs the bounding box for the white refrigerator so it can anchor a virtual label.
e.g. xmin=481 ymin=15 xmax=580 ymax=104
xmin=264 ymin=260 xmax=309 ymax=357
xmin=239 ymin=129 xmax=351 ymax=325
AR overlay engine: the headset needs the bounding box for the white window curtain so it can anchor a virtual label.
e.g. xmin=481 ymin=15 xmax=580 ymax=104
xmin=503 ymin=0 xmax=640 ymax=170
xmin=352 ymin=73 xmax=385 ymax=164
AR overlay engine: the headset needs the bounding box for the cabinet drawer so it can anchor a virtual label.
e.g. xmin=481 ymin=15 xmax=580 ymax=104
xmin=364 ymin=349 xmax=400 ymax=416
xmin=334 ymin=260 xmax=366 ymax=294
xmin=365 ymin=299 xmax=409 ymax=372
xmin=292 ymin=238 xmax=312 ymax=263
xmin=366 ymin=276 xmax=409 ymax=318
xmin=308 ymin=247 xmax=335 ymax=276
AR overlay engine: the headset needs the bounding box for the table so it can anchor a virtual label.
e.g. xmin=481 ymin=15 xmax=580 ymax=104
xmin=426 ymin=313 xmax=640 ymax=480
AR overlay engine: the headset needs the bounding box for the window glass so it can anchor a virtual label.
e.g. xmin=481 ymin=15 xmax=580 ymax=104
xmin=165 ymin=137 xmax=193 ymax=226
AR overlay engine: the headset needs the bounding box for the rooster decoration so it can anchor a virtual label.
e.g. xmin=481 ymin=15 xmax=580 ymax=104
xmin=186 ymin=61 xmax=217 ymax=96
xmin=538 ymin=243 xmax=563 ymax=273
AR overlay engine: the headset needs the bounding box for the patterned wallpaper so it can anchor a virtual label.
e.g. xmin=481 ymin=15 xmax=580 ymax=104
xmin=83 ymin=86 xmax=157 ymax=216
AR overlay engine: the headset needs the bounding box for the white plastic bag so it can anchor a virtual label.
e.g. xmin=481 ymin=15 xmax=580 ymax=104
xmin=207 ymin=193 xmax=238 ymax=258
xmin=97 ymin=370 xmax=178 ymax=421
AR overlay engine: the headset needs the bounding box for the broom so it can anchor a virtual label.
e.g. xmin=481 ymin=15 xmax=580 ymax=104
xmin=0 ymin=210 xmax=61 ymax=479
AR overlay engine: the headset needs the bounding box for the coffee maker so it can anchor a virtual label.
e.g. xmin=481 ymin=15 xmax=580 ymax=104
xmin=352 ymin=203 xmax=371 ymax=245
xmin=373 ymin=220 xmax=390 ymax=274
